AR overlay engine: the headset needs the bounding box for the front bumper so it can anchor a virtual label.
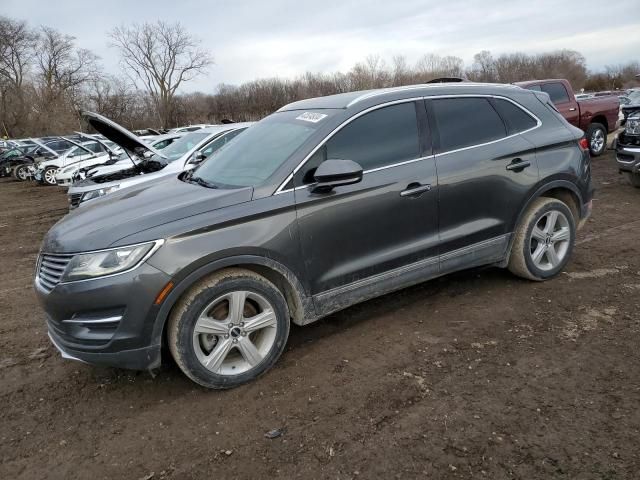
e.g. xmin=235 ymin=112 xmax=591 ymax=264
xmin=616 ymin=142 xmax=640 ymax=174
xmin=35 ymin=261 xmax=172 ymax=370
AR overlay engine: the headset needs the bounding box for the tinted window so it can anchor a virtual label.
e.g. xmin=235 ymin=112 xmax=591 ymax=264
xmin=492 ymin=99 xmax=537 ymax=134
xmin=326 ymin=102 xmax=419 ymax=171
xmin=541 ymin=83 xmax=570 ymax=104
xmin=432 ymin=97 xmax=506 ymax=152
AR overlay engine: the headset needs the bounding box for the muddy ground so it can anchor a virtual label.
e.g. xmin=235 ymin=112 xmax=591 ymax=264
xmin=1 ymin=150 xmax=639 ymax=479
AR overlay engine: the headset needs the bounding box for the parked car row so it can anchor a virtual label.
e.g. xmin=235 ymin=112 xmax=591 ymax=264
xmin=29 ymin=81 xmax=598 ymax=390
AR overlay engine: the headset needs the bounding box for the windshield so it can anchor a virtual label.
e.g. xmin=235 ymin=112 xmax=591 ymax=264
xmin=148 ymin=131 xmax=210 ymax=163
xmin=193 ymin=111 xmax=330 ymax=187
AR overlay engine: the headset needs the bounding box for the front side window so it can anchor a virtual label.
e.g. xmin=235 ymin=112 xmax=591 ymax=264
xmin=431 ymin=97 xmax=506 ymax=152
xmin=541 ymin=83 xmax=570 ymax=104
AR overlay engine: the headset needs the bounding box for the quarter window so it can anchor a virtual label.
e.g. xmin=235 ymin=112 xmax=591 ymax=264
xmin=492 ymin=99 xmax=538 ymax=134
xmin=431 ymin=97 xmax=506 ymax=153
xmin=540 ymin=83 xmax=570 ymax=104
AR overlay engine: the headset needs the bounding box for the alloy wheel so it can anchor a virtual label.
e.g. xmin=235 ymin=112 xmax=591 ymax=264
xmin=192 ymin=290 xmax=277 ymax=375
xmin=590 ymin=129 xmax=605 ymax=153
xmin=44 ymin=168 xmax=57 ymax=185
xmin=529 ymin=210 xmax=570 ymax=271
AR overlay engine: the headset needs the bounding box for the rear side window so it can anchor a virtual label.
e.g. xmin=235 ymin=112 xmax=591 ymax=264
xmin=431 ymin=97 xmax=506 ymax=152
xmin=492 ymin=99 xmax=538 ymax=134
xmin=540 ymin=83 xmax=570 ymax=104
xmin=325 ymin=102 xmax=420 ymax=171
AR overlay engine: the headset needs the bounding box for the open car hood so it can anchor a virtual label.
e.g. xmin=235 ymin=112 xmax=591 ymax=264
xmin=81 ymin=111 xmax=166 ymax=159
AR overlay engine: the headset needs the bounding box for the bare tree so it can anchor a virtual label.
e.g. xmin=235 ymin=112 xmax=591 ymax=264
xmin=109 ymin=21 xmax=213 ymax=127
xmin=0 ymin=16 xmax=36 ymax=89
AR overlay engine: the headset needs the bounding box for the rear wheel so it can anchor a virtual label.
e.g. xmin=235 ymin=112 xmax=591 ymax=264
xmin=13 ymin=165 xmax=29 ymax=181
xmin=508 ymin=197 xmax=576 ymax=281
xmin=626 ymin=172 xmax=640 ymax=188
xmin=586 ymin=123 xmax=606 ymax=156
xmin=168 ymin=268 xmax=290 ymax=389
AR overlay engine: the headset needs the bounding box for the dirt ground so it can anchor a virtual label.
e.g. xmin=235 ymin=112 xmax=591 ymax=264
xmin=1 ymin=150 xmax=639 ymax=480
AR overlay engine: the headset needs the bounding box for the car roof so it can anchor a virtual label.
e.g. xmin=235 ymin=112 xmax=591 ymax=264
xmin=278 ymin=83 xmax=524 ymax=112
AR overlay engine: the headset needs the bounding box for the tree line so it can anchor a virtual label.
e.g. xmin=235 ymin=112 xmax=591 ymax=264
xmin=1 ymin=14 xmax=638 ymax=138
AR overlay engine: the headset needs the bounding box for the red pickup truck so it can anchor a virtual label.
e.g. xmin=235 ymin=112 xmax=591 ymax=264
xmin=515 ymin=79 xmax=620 ymax=156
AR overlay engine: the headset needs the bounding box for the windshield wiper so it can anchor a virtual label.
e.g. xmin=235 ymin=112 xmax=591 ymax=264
xmin=187 ymin=175 xmax=218 ymax=189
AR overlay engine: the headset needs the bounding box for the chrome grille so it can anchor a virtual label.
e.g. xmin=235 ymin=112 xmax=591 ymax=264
xmin=69 ymin=193 xmax=82 ymax=208
xmin=37 ymin=253 xmax=73 ymax=291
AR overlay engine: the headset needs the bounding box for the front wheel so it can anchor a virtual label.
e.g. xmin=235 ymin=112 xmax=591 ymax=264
xmin=167 ymin=268 xmax=290 ymax=389
xmin=508 ymin=197 xmax=576 ymax=281
xmin=586 ymin=123 xmax=607 ymax=157
xmin=42 ymin=166 xmax=58 ymax=186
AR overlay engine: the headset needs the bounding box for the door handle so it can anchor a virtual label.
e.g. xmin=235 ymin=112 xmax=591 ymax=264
xmin=400 ymin=183 xmax=431 ymax=197
xmin=505 ymin=158 xmax=531 ymax=172
xmin=569 ymin=107 xmax=577 ymax=111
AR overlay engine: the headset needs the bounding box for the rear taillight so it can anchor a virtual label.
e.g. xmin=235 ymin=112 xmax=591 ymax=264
xmin=579 ymin=137 xmax=589 ymax=151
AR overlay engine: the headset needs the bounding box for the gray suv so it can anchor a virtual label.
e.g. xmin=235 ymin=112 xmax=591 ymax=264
xmin=35 ymin=83 xmax=593 ymax=389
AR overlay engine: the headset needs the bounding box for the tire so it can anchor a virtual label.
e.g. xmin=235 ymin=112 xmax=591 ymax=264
xmin=42 ymin=166 xmax=58 ymax=186
xmin=508 ymin=197 xmax=576 ymax=281
xmin=167 ymin=268 xmax=290 ymax=389
xmin=586 ymin=123 xmax=606 ymax=157
xmin=626 ymin=172 xmax=640 ymax=188
xmin=13 ymin=165 xmax=29 ymax=181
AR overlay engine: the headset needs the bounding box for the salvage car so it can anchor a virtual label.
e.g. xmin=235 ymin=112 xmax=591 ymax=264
xmin=33 ymin=138 xmax=118 ymax=186
xmin=516 ymin=79 xmax=620 ymax=156
xmin=620 ymin=89 xmax=640 ymax=125
xmin=616 ymin=112 xmax=640 ymax=187
xmin=35 ymin=83 xmax=593 ymax=389
xmin=60 ymin=133 xmax=182 ymax=186
xmin=67 ymin=114 xmax=252 ymax=209
xmin=3 ymin=139 xmax=67 ymax=180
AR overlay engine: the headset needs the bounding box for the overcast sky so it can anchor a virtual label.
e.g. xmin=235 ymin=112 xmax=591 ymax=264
xmin=4 ymin=0 xmax=639 ymax=92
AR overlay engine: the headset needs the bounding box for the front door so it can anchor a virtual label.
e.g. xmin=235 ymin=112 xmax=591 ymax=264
xmin=293 ymin=101 xmax=439 ymax=312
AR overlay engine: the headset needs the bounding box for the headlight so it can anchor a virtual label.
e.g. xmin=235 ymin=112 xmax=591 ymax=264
xmin=626 ymin=116 xmax=640 ymax=136
xmin=80 ymin=185 xmax=120 ymax=203
xmin=60 ymin=241 xmax=163 ymax=282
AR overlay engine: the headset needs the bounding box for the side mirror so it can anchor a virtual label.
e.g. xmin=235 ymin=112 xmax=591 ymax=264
xmin=312 ymin=159 xmax=363 ymax=193
xmin=189 ymin=151 xmax=207 ymax=165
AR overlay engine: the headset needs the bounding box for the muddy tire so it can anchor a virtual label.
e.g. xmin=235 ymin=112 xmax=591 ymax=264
xmin=508 ymin=197 xmax=576 ymax=281
xmin=586 ymin=123 xmax=606 ymax=157
xmin=167 ymin=268 xmax=290 ymax=389
xmin=626 ymin=172 xmax=640 ymax=188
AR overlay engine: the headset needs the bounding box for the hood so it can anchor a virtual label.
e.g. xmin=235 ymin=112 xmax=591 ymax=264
xmin=43 ymin=175 xmax=253 ymax=253
xmin=81 ymin=111 xmax=166 ymax=159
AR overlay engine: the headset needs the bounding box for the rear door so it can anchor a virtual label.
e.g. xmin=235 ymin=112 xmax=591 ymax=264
xmin=427 ymin=96 xmax=539 ymax=272
xmin=293 ymin=101 xmax=439 ymax=300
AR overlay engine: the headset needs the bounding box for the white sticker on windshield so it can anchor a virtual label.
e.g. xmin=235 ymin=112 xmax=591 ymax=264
xmin=296 ymin=112 xmax=328 ymax=123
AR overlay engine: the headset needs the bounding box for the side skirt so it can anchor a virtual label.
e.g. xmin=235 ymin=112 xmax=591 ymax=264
xmin=309 ymin=234 xmax=510 ymax=321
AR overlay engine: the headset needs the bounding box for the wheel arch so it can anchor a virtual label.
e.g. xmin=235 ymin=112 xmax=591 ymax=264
xmin=151 ymin=255 xmax=316 ymax=350
xmin=502 ymin=180 xmax=583 ymax=266
xmin=590 ymin=115 xmax=608 ymax=132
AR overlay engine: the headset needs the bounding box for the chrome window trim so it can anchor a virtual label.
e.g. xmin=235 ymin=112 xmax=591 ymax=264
xmin=274 ymin=94 xmax=542 ymax=195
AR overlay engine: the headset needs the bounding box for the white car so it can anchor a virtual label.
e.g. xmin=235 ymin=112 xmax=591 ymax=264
xmin=68 ymin=111 xmax=253 ymax=208
xmin=169 ymin=124 xmax=216 ymax=133
xmin=33 ymin=137 xmax=120 ymax=186
xmin=66 ymin=133 xmax=185 ymax=184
